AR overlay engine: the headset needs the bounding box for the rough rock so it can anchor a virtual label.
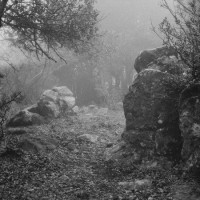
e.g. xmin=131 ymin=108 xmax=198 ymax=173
xmin=121 ymin=130 xmax=155 ymax=161
xmin=123 ymin=69 xmax=184 ymax=159
xmin=40 ymin=86 xmax=75 ymax=111
xmin=7 ymin=86 xmax=75 ymax=127
xmin=134 ymin=46 xmax=177 ymax=73
xmin=7 ymin=108 xmax=44 ymax=127
xmin=155 ymin=126 xmax=182 ymax=161
xmin=123 ymin=69 xmax=183 ymax=131
xmin=179 ymin=84 xmax=200 ymax=171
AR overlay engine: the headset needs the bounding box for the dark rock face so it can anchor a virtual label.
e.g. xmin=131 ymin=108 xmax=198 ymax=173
xmin=123 ymin=69 xmax=185 ymax=161
xmin=134 ymin=46 xmax=177 ymax=73
xmin=155 ymin=126 xmax=182 ymax=160
xmin=121 ymin=130 xmax=155 ymax=162
xmin=124 ymin=69 xmax=182 ymax=131
xmin=179 ymin=84 xmax=200 ymax=171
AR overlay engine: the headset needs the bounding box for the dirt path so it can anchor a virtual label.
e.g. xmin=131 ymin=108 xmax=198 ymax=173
xmin=0 ymin=110 xmax=199 ymax=199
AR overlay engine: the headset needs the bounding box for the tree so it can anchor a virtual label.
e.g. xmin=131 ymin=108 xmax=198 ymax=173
xmin=0 ymin=0 xmax=99 ymax=61
xmin=155 ymin=0 xmax=200 ymax=82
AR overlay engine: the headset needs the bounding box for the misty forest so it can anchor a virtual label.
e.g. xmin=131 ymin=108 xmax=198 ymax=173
xmin=1 ymin=0 xmax=200 ymax=199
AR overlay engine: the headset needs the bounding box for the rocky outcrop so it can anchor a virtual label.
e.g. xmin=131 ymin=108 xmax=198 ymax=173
xmin=107 ymin=45 xmax=200 ymax=179
xmin=134 ymin=46 xmax=177 ymax=73
xmin=8 ymin=86 xmax=76 ymax=127
xmin=179 ymin=84 xmax=200 ymax=172
xmin=123 ymin=69 xmax=184 ymax=160
xmin=124 ymin=69 xmax=182 ymax=131
xmin=105 ymin=48 xmax=187 ymax=165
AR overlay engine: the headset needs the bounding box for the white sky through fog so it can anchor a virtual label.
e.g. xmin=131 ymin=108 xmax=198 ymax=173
xmin=0 ymin=0 xmax=176 ymax=66
xmin=96 ymin=0 xmax=174 ymax=36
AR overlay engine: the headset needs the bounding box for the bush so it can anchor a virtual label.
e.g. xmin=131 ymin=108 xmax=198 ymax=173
xmin=156 ymin=0 xmax=200 ymax=82
xmin=0 ymin=92 xmax=22 ymax=142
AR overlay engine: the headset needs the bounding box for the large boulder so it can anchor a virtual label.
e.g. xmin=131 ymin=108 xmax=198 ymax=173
xmin=134 ymin=46 xmax=177 ymax=73
xmin=123 ymin=69 xmax=184 ymax=159
xmin=7 ymin=86 xmax=75 ymax=127
xmin=38 ymin=86 xmax=75 ymax=115
xmin=179 ymin=84 xmax=200 ymax=172
xmin=124 ymin=69 xmax=183 ymax=131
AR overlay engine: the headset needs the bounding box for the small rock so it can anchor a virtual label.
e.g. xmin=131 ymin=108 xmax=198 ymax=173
xmin=78 ymin=134 xmax=99 ymax=143
xmin=134 ymin=179 xmax=152 ymax=190
xmin=72 ymin=106 xmax=79 ymax=113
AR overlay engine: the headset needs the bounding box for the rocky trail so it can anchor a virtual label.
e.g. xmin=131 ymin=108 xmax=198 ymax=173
xmin=0 ymin=109 xmax=199 ymax=200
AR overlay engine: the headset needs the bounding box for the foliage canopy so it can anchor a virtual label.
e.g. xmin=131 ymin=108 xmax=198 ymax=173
xmin=0 ymin=0 xmax=99 ymax=61
xmin=156 ymin=0 xmax=200 ymax=82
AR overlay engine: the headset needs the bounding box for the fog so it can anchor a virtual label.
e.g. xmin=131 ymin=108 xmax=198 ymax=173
xmin=0 ymin=0 xmax=177 ymax=105
xmin=97 ymin=0 xmax=174 ymax=50
xmin=0 ymin=0 xmax=175 ymax=65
